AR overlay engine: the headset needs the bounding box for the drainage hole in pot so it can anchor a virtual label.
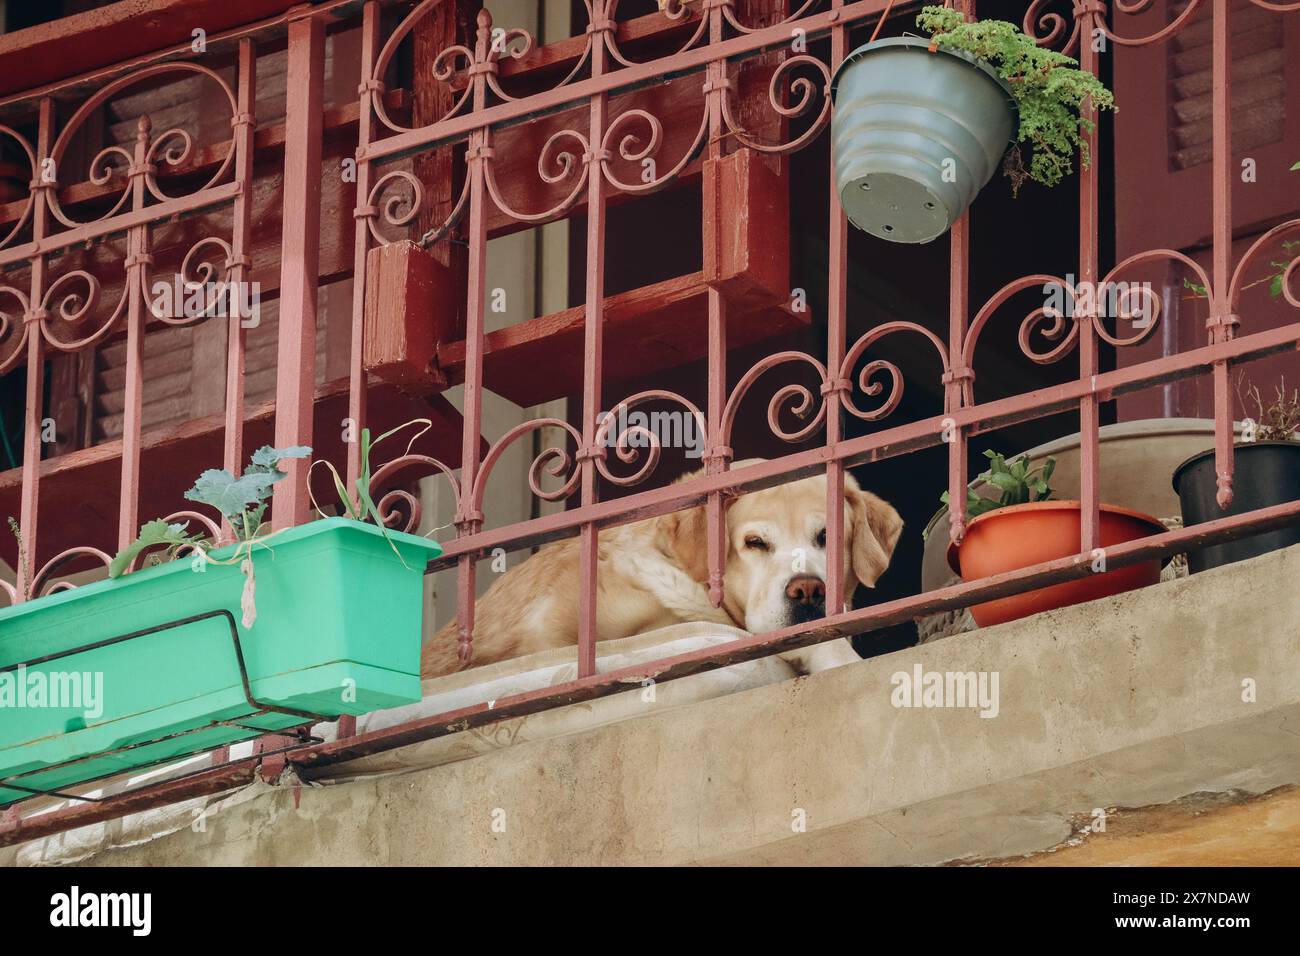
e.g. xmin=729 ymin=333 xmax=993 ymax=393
xmin=883 ymin=224 xmax=894 ymax=233
xmin=860 ymin=182 xmax=870 ymax=190
xmin=923 ymin=201 xmax=936 ymax=210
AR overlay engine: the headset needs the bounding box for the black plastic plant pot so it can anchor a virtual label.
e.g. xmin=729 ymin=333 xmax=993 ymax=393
xmin=1172 ymin=441 xmax=1300 ymax=573
xmin=829 ymin=36 xmax=1017 ymax=244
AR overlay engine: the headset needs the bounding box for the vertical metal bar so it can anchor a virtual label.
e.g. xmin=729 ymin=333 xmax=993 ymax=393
xmin=271 ymin=9 xmax=325 ymax=531
xmin=946 ymin=214 xmax=970 ymax=543
xmin=1209 ymin=0 xmax=1235 ymax=509
xmin=577 ymin=1 xmax=610 ymax=677
xmin=212 ymin=40 xmax=259 ymax=768
xmin=1076 ymin=6 xmax=1101 ymax=554
xmin=347 ymin=0 xmax=380 ymax=499
xmin=337 ymin=0 xmax=380 ymax=743
xmin=703 ymin=0 xmax=729 ymax=615
xmin=224 ymin=38 xmax=257 ymax=531
xmin=15 ymin=97 xmax=55 ymax=602
xmin=260 ymin=9 xmax=324 ymax=782
xmin=453 ymin=9 xmax=493 ymax=668
xmin=945 ymin=0 xmax=975 ymax=549
xmin=824 ymin=0 xmax=849 ymax=613
xmin=118 ymin=115 xmax=152 ymax=551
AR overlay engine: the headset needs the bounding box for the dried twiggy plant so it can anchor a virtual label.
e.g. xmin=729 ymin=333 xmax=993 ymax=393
xmin=1237 ymin=372 xmax=1300 ymax=442
xmin=7 ymin=515 xmax=28 ymax=585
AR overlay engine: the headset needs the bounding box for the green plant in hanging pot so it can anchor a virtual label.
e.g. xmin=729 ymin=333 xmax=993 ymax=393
xmin=943 ymin=449 xmax=1165 ymax=628
xmin=0 ymin=442 xmax=442 ymax=807
xmin=829 ymin=5 xmax=1115 ymax=243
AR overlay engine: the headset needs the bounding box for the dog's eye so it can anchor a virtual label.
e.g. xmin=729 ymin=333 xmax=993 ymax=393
xmin=815 ymin=528 xmax=826 ymax=549
xmin=743 ymin=535 xmax=770 ymax=552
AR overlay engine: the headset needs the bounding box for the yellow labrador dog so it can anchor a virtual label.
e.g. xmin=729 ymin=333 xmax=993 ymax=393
xmin=421 ymin=460 xmax=903 ymax=678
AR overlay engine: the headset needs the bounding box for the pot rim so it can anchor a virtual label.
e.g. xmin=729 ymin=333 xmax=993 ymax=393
xmin=945 ymin=499 xmax=1167 ymax=574
xmin=0 ymin=515 xmax=441 ymax=624
xmin=830 ymin=35 xmax=1019 ymax=140
xmin=1171 ymin=439 xmax=1300 ymax=491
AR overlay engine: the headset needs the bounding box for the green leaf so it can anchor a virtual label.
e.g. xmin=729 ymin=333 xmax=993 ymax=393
xmin=245 ymin=445 xmax=311 ymax=476
xmin=354 ymin=473 xmax=409 ymax=568
xmin=987 ymin=471 xmax=1024 ymax=493
xmin=1291 ymin=161 xmax=1300 ymax=171
xmin=242 ymin=501 xmax=268 ymax=539
xmin=185 ymin=469 xmax=282 ymax=522
xmin=110 ymin=519 xmax=202 ymax=578
xmin=917 ymin=6 xmax=1116 ymax=192
xmin=334 ymin=469 xmax=361 ymax=520
xmin=944 ymin=448 xmax=1057 ymax=516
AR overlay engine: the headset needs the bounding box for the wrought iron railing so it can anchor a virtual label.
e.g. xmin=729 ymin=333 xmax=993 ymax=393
xmin=1 ymin=0 xmax=1298 ymax=845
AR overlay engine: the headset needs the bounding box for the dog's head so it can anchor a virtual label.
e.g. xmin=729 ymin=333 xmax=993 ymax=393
xmin=657 ymin=461 xmax=903 ymax=632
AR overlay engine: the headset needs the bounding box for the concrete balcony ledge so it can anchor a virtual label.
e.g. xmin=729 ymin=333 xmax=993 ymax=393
xmin=70 ymin=542 xmax=1300 ymax=866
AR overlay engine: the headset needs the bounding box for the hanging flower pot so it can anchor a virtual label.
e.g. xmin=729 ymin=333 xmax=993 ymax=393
xmin=0 ymin=516 xmax=440 ymax=806
xmin=830 ymin=36 xmax=1016 ymax=243
xmin=830 ymin=6 xmax=1115 ymax=244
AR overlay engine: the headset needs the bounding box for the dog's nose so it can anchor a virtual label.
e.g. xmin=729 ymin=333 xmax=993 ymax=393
xmin=785 ymin=575 xmax=825 ymax=606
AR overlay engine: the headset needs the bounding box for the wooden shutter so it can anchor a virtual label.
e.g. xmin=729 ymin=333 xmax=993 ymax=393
xmin=1114 ymin=0 xmax=1300 ymax=259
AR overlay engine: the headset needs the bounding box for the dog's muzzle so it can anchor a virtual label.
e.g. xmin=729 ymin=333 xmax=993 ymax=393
xmin=785 ymin=574 xmax=826 ymax=624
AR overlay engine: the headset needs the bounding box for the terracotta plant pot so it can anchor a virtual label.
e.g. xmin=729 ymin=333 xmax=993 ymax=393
xmin=921 ymin=418 xmax=1226 ymax=595
xmin=946 ymin=501 xmax=1166 ymax=628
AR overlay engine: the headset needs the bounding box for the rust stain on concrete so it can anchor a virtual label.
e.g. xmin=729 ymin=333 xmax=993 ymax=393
xmin=986 ymin=786 xmax=1300 ymax=867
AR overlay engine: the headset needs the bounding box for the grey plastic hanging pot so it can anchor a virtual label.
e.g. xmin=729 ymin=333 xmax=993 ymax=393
xmin=830 ymin=37 xmax=1017 ymax=244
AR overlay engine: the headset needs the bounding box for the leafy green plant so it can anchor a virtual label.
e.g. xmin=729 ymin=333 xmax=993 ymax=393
xmin=112 ymin=445 xmax=310 ymax=626
xmin=940 ymin=449 xmax=1057 ymax=521
xmin=1184 ymin=240 xmax=1300 ymax=303
xmin=311 ymin=418 xmax=436 ymax=566
xmin=916 ymin=6 xmax=1116 ymax=195
xmin=109 ymin=519 xmax=205 ymax=578
xmin=112 ymin=445 xmax=310 ymax=579
xmin=184 ymin=444 xmax=311 ymax=544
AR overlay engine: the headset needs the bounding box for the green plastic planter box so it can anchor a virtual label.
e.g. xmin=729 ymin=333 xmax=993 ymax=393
xmin=0 ymin=517 xmax=440 ymax=805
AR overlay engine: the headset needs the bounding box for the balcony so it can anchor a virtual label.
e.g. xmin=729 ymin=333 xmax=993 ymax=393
xmin=0 ymin=0 xmax=1298 ymax=863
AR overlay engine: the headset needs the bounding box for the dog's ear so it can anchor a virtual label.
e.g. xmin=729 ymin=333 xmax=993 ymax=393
xmin=657 ymin=504 xmax=710 ymax=583
xmin=847 ymin=488 xmax=903 ymax=588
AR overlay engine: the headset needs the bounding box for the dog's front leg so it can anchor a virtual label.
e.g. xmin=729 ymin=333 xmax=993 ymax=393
xmin=779 ymin=637 xmax=861 ymax=676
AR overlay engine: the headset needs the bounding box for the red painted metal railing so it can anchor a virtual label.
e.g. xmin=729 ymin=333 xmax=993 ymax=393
xmin=1 ymin=0 xmax=1299 ymax=845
